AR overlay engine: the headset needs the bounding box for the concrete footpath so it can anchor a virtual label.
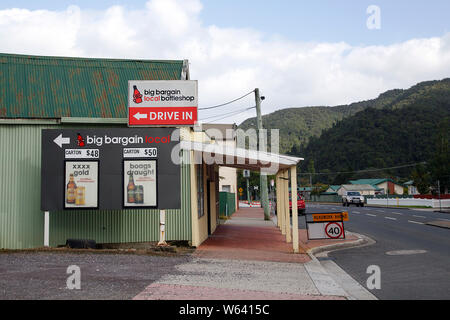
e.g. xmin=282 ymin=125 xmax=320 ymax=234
xmin=134 ymin=207 xmax=376 ymax=300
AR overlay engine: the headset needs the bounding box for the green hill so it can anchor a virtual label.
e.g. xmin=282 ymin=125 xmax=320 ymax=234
xmin=239 ymin=79 xmax=450 ymax=154
xmin=239 ymin=86 xmax=404 ymax=153
xmin=238 ymin=78 xmax=450 ymax=184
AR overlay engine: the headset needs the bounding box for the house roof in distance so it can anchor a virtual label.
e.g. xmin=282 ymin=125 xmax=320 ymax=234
xmin=340 ymin=184 xmax=378 ymax=191
xmin=328 ymin=185 xmax=341 ymax=191
xmin=349 ymin=178 xmax=404 ymax=187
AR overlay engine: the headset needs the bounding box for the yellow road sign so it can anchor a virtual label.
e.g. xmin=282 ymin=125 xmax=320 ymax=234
xmin=312 ymin=212 xmax=349 ymax=222
xmin=238 ymin=187 xmax=243 ymax=193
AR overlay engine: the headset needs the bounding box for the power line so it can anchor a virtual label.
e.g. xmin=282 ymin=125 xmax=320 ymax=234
xmin=198 ymin=90 xmax=254 ymax=110
xmin=298 ymin=162 xmax=427 ymax=175
xmin=200 ymin=106 xmax=256 ymax=123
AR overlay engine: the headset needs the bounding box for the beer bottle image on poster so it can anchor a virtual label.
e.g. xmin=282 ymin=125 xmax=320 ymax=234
xmin=65 ymin=161 xmax=99 ymax=209
xmin=124 ymin=160 xmax=157 ymax=207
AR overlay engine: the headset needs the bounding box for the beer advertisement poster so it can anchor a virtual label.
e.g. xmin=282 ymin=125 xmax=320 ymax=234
xmin=124 ymin=160 xmax=157 ymax=207
xmin=65 ymin=161 xmax=99 ymax=209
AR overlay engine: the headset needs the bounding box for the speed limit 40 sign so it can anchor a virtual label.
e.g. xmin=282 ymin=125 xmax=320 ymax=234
xmin=306 ymin=221 xmax=345 ymax=240
xmin=325 ymin=222 xmax=344 ymax=239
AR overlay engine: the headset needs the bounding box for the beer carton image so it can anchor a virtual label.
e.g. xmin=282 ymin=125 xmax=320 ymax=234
xmin=65 ymin=161 xmax=98 ymax=209
xmin=124 ymin=160 xmax=156 ymax=207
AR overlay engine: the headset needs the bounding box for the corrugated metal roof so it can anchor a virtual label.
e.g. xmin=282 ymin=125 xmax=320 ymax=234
xmin=0 ymin=53 xmax=184 ymax=118
xmin=349 ymin=178 xmax=387 ymax=185
xmin=328 ymin=185 xmax=341 ymax=191
xmin=341 ymin=184 xmax=377 ymax=191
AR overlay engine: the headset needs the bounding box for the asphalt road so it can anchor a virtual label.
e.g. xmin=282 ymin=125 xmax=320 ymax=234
xmin=301 ymin=203 xmax=450 ymax=300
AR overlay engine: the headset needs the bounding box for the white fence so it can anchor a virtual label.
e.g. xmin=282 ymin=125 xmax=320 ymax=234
xmin=367 ymin=197 xmax=450 ymax=208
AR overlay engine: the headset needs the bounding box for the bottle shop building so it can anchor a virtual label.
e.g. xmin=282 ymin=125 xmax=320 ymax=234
xmin=0 ymin=53 xmax=302 ymax=250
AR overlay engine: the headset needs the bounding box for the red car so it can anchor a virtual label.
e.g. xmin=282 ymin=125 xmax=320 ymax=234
xmin=289 ymin=191 xmax=306 ymax=215
xmin=275 ymin=191 xmax=306 ymax=215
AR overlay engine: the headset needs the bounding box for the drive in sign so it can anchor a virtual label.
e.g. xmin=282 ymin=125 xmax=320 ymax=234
xmin=128 ymin=80 xmax=198 ymax=126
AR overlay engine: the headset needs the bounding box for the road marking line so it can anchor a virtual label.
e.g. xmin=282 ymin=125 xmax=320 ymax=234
xmin=392 ymin=212 xmax=403 ymax=215
xmin=366 ymin=214 xmax=376 ymax=217
xmin=385 ymin=217 xmax=397 ymax=220
xmin=438 ymin=218 xmax=450 ymax=221
xmin=408 ymin=220 xmax=424 ymax=225
xmin=376 ymin=210 xmax=385 ymax=213
xmin=354 ymin=211 xmax=360 ymax=213
xmin=413 ymin=215 xmax=426 ymax=218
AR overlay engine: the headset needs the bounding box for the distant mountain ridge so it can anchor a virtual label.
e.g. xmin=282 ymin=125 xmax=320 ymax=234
xmin=238 ymin=78 xmax=450 ymax=156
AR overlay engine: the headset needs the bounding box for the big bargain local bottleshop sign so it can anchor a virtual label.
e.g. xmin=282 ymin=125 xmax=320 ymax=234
xmin=128 ymin=80 xmax=198 ymax=126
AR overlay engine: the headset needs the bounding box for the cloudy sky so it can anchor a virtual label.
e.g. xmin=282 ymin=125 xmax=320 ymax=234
xmin=1 ymin=0 xmax=449 ymax=124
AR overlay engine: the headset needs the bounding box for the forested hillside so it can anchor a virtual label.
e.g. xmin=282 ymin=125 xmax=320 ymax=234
xmin=238 ymin=78 xmax=450 ymax=186
xmin=239 ymin=79 xmax=450 ymax=155
xmin=238 ymin=86 xmax=404 ymax=153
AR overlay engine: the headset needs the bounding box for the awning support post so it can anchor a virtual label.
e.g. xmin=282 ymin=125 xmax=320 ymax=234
xmin=291 ymin=166 xmax=299 ymax=253
xmin=284 ymin=170 xmax=291 ymax=243
xmin=280 ymin=170 xmax=286 ymax=235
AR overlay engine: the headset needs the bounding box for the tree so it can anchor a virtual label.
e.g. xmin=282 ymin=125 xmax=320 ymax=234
xmin=411 ymin=164 xmax=431 ymax=195
xmin=429 ymin=118 xmax=450 ymax=193
xmin=307 ymin=159 xmax=315 ymax=186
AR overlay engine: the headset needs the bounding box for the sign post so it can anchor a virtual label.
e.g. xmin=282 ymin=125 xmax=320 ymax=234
xmin=243 ymin=170 xmax=251 ymax=204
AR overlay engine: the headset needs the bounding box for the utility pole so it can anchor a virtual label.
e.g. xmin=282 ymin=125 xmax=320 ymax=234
xmin=244 ymin=169 xmax=251 ymax=205
xmin=246 ymin=177 xmax=251 ymax=204
xmin=255 ymin=88 xmax=270 ymax=220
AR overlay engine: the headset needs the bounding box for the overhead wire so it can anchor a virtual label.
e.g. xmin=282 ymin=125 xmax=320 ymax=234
xmin=298 ymin=162 xmax=427 ymax=175
xmin=198 ymin=90 xmax=255 ymax=110
xmin=200 ymin=106 xmax=256 ymax=122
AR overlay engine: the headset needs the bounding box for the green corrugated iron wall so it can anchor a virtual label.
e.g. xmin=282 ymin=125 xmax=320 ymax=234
xmin=0 ymin=123 xmax=191 ymax=249
xmin=0 ymin=124 xmax=49 ymax=249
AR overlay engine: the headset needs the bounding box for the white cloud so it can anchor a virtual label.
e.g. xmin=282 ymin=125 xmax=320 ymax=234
xmin=0 ymin=0 xmax=449 ymax=124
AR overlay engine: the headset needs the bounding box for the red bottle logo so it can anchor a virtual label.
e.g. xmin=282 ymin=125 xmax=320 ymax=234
xmin=133 ymin=85 xmax=143 ymax=104
xmin=76 ymin=133 xmax=85 ymax=147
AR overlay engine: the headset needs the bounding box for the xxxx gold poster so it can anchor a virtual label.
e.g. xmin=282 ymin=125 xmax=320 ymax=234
xmin=65 ymin=161 xmax=98 ymax=209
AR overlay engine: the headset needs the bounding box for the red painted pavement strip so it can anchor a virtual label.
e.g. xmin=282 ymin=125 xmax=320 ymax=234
xmin=133 ymin=283 xmax=345 ymax=300
xmin=194 ymin=207 xmax=357 ymax=262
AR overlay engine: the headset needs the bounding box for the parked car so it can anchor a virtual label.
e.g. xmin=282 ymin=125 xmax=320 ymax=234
xmin=274 ymin=192 xmax=306 ymax=215
xmin=290 ymin=192 xmax=306 ymax=215
xmin=342 ymin=191 xmax=365 ymax=207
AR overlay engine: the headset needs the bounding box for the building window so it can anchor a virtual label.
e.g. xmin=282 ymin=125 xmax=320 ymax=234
xmin=197 ymin=164 xmax=204 ymax=218
xmin=222 ymin=185 xmax=231 ymax=193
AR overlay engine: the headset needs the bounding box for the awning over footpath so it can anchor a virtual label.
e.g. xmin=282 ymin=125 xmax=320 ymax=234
xmin=180 ymin=140 xmax=303 ymax=173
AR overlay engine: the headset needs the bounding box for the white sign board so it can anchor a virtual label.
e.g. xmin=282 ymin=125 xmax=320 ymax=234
xmin=128 ymin=80 xmax=197 ymax=108
xmin=123 ymin=148 xmax=157 ymax=158
xmin=128 ymin=80 xmax=198 ymax=126
xmin=307 ymin=221 xmax=345 ymax=240
xmin=65 ymin=149 xmax=100 ymax=159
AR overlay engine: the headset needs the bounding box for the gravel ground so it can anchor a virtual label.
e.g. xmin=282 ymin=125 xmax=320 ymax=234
xmin=0 ymin=251 xmax=192 ymax=300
